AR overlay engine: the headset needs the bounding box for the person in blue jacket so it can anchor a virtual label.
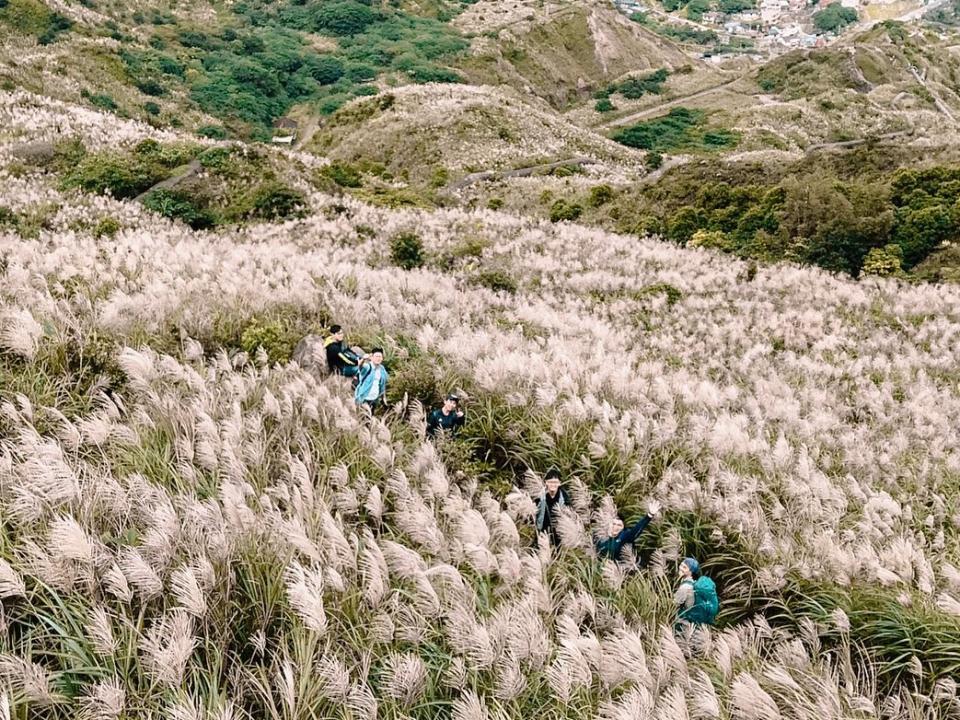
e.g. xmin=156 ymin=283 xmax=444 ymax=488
xmin=354 ymin=348 xmax=388 ymax=410
xmin=596 ymin=500 xmax=662 ymax=560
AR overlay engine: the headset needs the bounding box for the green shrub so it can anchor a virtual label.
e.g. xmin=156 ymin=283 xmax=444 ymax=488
xmin=0 ymin=0 xmax=70 ymax=42
xmin=487 ymin=197 xmax=504 ymax=210
xmin=240 ymin=319 xmax=297 ymax=363
xmin=197 ymin=146 xmax=233 ymax=171
xmin=144 ymin=101 xmax=161 ymax=116
xmin=614 ymin=68 xmax=669 ymax=99
xmin=310 ymin=1 xmax=381 ymax=35
xmin=322 ymin=162 xmax=363 ymax=188
xmin=37 ymin=11 xmax=71 ymax=44
xmin=93 ymin=216 xmax=121 ymax=238
xmin=197 ymin=124 xmax=228 ymax=139
xmin=345 ymin=62 xmax=377 ymax=81
xmin=719 ymin=0 xmax=755 ymax=12
xmin=307 ymin=55 xmax=345 ymax=85
xmin=689 ymin=228 xmax=733 ymax=251
xmin=143 ymin=188 xmax=217 ymax=229
xmin=646 ymin=150 xmax=664 ymax=170
xmin=861 ymin=244 xmax=904 ymax=277
xmin=247 ymin=181 xmax=308 ymax=221
xmin=390 ymin=232 xmax=425 ymax=270
xmin=386 ymin=354 xmax=443 ymax=406
xmin=550 ymin=199 xmax=583 ymax=222
xmin=686 ymin=0 xmax=710 ymax=21
xmin=703 ymin=129 xmax=739 ymax=148
xmin=81 ymin=89 xmax=118 ymax=112
xmin=472 ymin=268 xmax=518 ymax=294
xmin=431 ymin=167 xmax=449 ymax=188
xmin=136 ymin=78 xmax=166 ymax=96
xmin=63 ymin=154 xmax=165 ymax=199
xmin=613 ymin=107 xmax=737 ymax=153
xmin=813 ymin=2 xmax=857 ymax=32
xmin=595 ymin=98 xmax=615 ymax=113
xmin=588 ymin=185 xmax=614 ymax=207
xmin=0 ymin=0 xmax=51 ymax=34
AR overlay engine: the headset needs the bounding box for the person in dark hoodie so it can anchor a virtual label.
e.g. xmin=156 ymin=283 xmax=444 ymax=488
xmin=535 ymin=469 xmax=570 ymax=546
xmin=596 ymin=500 xmax=662 ymax=561
xmin=324 ymin=325 xmax=361 ymax=377
xmin=426 ymin=394 xmax=466 ymax=438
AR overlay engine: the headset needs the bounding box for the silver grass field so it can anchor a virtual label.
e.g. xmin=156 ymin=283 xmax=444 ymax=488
xmin=1 ymin=90 xmax=960 ymax=719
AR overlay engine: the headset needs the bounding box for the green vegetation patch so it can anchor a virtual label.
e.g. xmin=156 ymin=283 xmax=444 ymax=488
xmin=612 ymin=107 xmax=739 ymax=153
xmin=61 ymin=139 xmax=198 ymax=200
xmin=0 ymin=0 xmax=72 ymax=44
xmin=757 ymin=48 xmax=873 ymax=97
xmin=604 ymin=68 xmax=669 ymax=99
xmin=630 ymin=12 xmax=718 ymax=45
xmin=600 ymin=160 xmax=960 ymax=276
xmin=813 ymin=2 xmax=858 ymax=33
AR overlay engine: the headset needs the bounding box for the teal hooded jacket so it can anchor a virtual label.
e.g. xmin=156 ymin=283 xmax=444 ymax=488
xmin=354 ymin=362 xmax=388 ymax=405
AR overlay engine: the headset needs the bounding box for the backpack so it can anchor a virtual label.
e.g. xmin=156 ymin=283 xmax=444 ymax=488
xmin=680 ymin=576 xmax=719 ymax=626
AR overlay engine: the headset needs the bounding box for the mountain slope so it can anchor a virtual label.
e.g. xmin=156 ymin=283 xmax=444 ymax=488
xmin=3 ymin=92 xmax=960 ymax=717
xmin=456 ymin=0 xmax=697 ymax=107
xmin=305 ymin=82 xmax=646 ymax=185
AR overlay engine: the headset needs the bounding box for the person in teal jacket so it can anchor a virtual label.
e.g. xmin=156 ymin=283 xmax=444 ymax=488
xmin=596 ymin=500 xmax=662 ymax=560
xmin=354 ymin=348 xmax=388 ymax=410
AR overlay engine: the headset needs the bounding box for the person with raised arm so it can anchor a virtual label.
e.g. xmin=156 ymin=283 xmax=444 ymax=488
xmin=354 ymin=347 xmax=388 ymax=411
xmin=595 ymin=500 xmax=662 ymax=561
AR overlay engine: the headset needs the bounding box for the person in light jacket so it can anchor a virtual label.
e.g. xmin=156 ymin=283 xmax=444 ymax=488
xmin=354 ymin=348 xmax=388 ymax=410
xmin=535 ymin=469 xmax=569 ymax=546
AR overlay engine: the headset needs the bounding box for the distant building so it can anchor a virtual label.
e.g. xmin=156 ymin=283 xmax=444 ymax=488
xmin=272 ymin=118 xmax=298 ymax=145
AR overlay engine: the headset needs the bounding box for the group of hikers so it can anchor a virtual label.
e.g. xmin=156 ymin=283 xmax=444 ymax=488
xmin=535 ymin=470 xmax=719 ymax=641
xmin=322 ymin=323 xmax=719 ymax=643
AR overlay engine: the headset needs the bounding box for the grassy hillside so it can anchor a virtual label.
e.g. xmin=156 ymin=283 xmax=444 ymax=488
xmin=0 ymin=0 xmax=473 ymax=139
xmin=304 ymin=82 xmax=646 ymax=188
xmin=456 ymin=0 xmax=696 ymax=108
xmin=4 ymin=96 xmax=960 ymax=717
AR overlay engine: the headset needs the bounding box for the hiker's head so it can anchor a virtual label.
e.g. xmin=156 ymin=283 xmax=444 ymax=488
xmin=544 ymin=469 xmax=561 ymax=497
xmin=680 ymin=557 xmax=700 ymax=579
xmin=443 ymin=394 xmax=459 ymax=413
xmin=330 ymin=324 xmax=344 ymax=341
xmin=607 ymin=517 xmax=624 ymax=538
xmin=369 ymin=348 xmax=384 ymax=365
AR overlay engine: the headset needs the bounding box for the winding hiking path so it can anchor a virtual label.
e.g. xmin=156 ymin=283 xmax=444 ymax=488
xmin=600 ymin=73 xmax=749 ymax=129
xmin=447 ymin=156 xmax=597 ymax=191
xmin=805 ymin=130 xmax=914 ymax=154
xmin=133 ymin=159 xmax=203 ymax=203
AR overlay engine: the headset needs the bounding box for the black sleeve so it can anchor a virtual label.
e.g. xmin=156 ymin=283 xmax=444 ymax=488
xmin=621 ymin=514 xmax=652 ymax=545
xmin=326 ymin=342 xmax=340 ymax=368
xmin=454 ymin=413 xmax=465 ymax=429
xmin=426 ymin=411 xmax=439 ymax=433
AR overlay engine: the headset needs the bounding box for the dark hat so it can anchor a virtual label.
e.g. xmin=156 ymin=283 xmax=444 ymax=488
xmin=446 ymin=393 xmax=460 ymax=403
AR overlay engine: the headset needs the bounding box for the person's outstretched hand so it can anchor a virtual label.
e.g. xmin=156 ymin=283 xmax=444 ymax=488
xmin=648 ymin=500 xmax=663 ymax=518
xmin=456 ymin=410 xmax=465 ymax=418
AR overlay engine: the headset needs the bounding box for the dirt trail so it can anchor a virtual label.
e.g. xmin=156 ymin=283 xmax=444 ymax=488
xmin=447 ymin=156 xmax=597 ymax=191
xmin=134 ymin=159 xmax=203 ymax=203
xmin=600 ymin=74 xmax=748 ymax=129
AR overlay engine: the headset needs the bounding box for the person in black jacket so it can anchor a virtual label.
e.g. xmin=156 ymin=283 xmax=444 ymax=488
xmin=324 ymin=325 xmax=361 ymax=377
xmin=426 ymin=394 xmax=466 ymax=438
xmin=535 ymin=469 xmax=570 ymax=546
xmin=596 ymin=500 xmax=662 ymax=560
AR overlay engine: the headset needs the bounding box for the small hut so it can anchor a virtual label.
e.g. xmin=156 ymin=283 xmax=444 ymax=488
xmin=271 ymin=117 xmax=299 ymax=145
